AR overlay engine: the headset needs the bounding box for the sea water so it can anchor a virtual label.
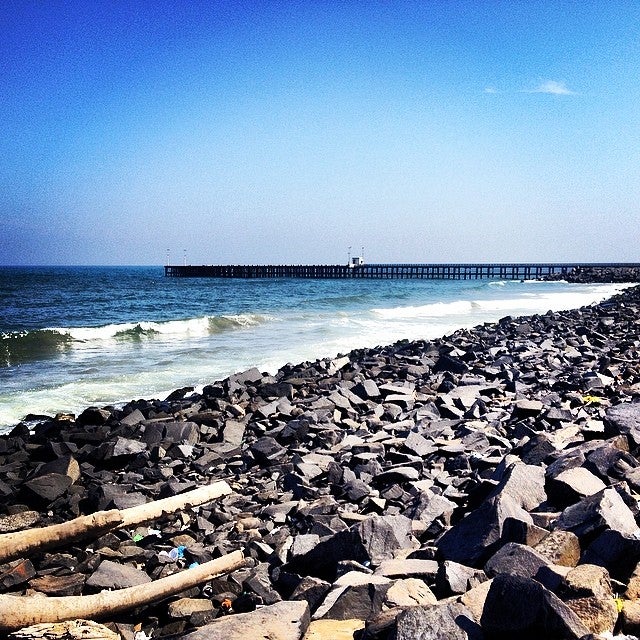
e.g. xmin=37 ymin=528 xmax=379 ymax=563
xmin=0 ymin=265 xmax=632 ymax=432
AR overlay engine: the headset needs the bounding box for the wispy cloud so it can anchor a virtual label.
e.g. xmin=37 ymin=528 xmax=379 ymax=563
xmin=526 ymin=80 xmax=576 ymax=95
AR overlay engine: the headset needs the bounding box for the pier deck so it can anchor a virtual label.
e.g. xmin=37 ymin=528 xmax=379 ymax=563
xmin=164 ymin=263 xmax=640 ymax=280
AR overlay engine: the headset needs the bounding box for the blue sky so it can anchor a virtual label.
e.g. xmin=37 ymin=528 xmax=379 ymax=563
xmin=1 ymin=1 xmax=639 ymax=265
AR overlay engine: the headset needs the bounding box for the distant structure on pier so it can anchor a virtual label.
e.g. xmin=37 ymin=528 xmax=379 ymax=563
xmin=164 ymin=262 xmax=640 ymax=280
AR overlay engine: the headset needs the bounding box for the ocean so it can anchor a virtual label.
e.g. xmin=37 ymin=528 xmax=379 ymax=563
xmin=0 ymin=265 xmax=631 ymax=432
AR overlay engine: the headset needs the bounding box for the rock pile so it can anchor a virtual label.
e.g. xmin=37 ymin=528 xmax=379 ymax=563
xmin=545 ymin=265 xmax=640 ymax=283
xmin=2 ymin=286 xmax=640 ymax=639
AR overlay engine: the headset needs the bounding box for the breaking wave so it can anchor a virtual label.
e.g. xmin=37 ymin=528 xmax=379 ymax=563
xmin=1 ymin=314 xmax=270 ymax=366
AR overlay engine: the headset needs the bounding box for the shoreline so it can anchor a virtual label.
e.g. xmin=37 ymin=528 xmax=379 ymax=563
xmin=1 ymin=284 xmax=640 ymax=637
xmin=1 ymin=278 xmax=632 ymax=434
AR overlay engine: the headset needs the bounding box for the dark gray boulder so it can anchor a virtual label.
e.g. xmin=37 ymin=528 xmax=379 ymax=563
xmin=483 ymin=542 xmax=551 ymax=579
xmin=393 ymin=601 xmax=483 ymax=640
xmin=480 ymin=573 xmax=590 ymax=639
xmin=85 ymin=559 xmax=152 ymax=590
xmin=553 ymin=487 xmax=638 ymax=541
xmin=604 ymin=402 xmax=640 ymax=446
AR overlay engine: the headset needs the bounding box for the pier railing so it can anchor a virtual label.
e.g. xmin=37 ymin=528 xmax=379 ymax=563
xmin=164 ymin=263 xmax=640 ymax=280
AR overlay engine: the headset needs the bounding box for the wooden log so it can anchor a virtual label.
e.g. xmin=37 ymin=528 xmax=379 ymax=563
xmin=9 ymin=619 xmax=120 ymax=640
xmin=0 ymin=550 xmax=245 ymax=632
xmin=0 ymin=511 xmax=122 ymax=564
xmin=0 ymin=480 xmax=232 ymax=564
xmin=118 ymin=480 xmax=232 ymax=528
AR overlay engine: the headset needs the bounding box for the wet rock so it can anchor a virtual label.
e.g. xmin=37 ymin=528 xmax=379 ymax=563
xmin=110 ymin=436 xmax=147 ymax=458
xmin=77 ymin=407 xmax=112 ymax=425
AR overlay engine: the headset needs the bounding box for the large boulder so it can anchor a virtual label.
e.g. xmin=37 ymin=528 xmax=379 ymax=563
xmin=393 ymin=601 xmax=482 ymax=640
xmin=480 ymin=573 xmax=590 ymax=639
xmin=604 ymin=402 xmax=640 ymax=446
xmin=553 ymin=487 xmax=638 ymax=541
xmin=559 ymin=564 xmax=619 ymax=635
xmin=182 ymin=600 xmax=310 ymax=640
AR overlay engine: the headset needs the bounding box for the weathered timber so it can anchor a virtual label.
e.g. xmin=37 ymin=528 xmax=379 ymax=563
xmin=0 ymin=481 xmax=232 ymax=563
xmin=0 ymin=551 xmax=246 ymax=632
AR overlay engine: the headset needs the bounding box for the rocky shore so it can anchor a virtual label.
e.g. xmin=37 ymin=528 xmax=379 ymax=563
xmin=545 ymin=266 xmax=640 ymax=283
xmin=2 ymin=285 xmax=640 ymax=639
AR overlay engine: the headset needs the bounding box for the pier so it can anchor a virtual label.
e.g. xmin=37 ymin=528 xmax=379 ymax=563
xmin=164 ymin=262 xmax=640 ymax=280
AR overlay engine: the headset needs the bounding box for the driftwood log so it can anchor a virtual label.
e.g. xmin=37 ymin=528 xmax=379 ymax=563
xmin=117 ymin=480 xmax=232 ymax=528
xmin=0 ymin=550 xmax=245 ymax=632
xmin=9 ymin=619 xmax=120 ymax=639
xmin=0 ymin=480 xmax=232 ymax=564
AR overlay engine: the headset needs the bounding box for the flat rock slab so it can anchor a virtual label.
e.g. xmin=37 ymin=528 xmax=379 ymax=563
xmin=23 ymin=473 xmax=72 ymax=502
xmin=183 ymin=600 xmax=310 ymax=640
xmin=302 ymin=619 xmax=365 ymax=640
xmin=374 ymin=559 xmax=439 ymax=580
xmin=85 ymin=559 xmax=152 ymax=589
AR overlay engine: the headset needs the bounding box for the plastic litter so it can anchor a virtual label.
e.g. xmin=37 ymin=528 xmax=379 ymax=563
xmin=158 ymin=545 xmax=186 ymax=562
xmin=168 ymin=545 xmax=186 ymax=560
